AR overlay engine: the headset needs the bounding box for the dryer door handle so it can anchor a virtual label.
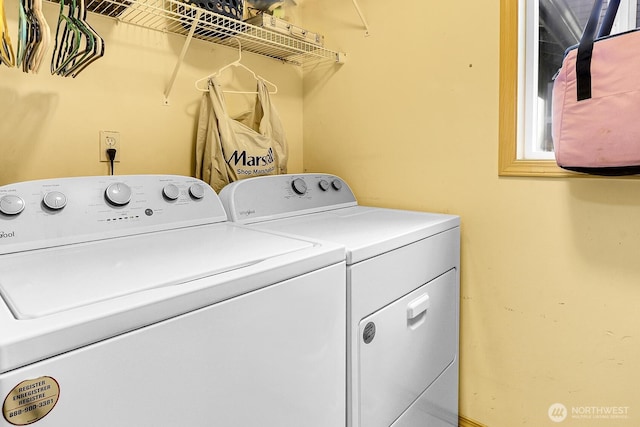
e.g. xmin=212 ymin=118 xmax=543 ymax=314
xmin=407 ymin=293 xmax=430 ymax=320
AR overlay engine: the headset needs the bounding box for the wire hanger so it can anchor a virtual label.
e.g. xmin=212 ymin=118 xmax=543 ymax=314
xmin=195 ymin=38 xmax=278 ymax=95
xmin=50 ymin=0 xmax=104 ymax=77
xmin=16 ymin=0 xmax=51 ymax=73
xmin=0 ymin=0 xmax=16 ymax=67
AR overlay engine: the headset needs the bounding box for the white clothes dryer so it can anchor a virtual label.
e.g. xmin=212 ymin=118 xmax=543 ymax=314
xmin=220 ymin=173 xmax=461 ymax=427
xmin=0 ymin=175 xmax=345 ymax=427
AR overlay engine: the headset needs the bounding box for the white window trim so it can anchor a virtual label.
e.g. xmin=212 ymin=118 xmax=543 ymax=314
xmin=612 ymin=0 xmax=637 ymax=32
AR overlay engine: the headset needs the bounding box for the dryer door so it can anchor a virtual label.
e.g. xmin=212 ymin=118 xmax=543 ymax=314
xmin=358 ymin=269 xmax=457 ymax=427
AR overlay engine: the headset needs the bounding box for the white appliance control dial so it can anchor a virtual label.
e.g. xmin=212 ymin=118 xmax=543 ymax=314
xmin=105 ymin=183 xmax=132 ymax=206
xmin=0 ymin=175 xmax=225 ymax=255
xmin=291 ymin=178 xmax=308 ymax=195
xmin=0 ymin=195 xmax=25 ymax=215
xmin=43 ymin=191 xmax=67 ymax=210
xmin=163 ymin=184 xmax=180 ymax=201
xmin=189 ymin=183 xmax=205 ymax=199
xmin=218 ymin=174 xmax=358 ymax=223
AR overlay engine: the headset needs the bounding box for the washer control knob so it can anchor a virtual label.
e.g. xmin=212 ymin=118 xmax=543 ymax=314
xmin=331 ymin=179 xmax=343 ymax=191
xmin=189 ymin=183 xmax=205 ymax=199
xmin=43 ymin=191 xmax=67 ymax=210
xmin=0 ymin=195 xmax=25 ymax=215
xmin=163 ymin=184 xmax=180 ymax=201
xmin=105 ymin=183 xmax=132 ymax=206
xmin=318 ymin=180 xmax=330 ymax=191
xmin=291 ymin=178 xmax=307 ymax=195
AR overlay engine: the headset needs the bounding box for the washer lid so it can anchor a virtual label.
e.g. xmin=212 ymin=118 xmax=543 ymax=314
xmin=251 ymin=206 xmax=460 ymax=264
xmin=0 ymin=223 xmax=314 ymax=320
xmin=0 ymin=222 xmax=344 ymax=373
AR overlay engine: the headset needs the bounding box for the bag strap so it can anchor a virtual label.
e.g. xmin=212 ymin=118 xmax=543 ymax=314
xmin=598 ymin=0 xmax=622 ymax=37
xmin=576 ymin=0 xmax=621 ymax=101
xmin=206 ymin=77 xmax=230 ymax=117
xmin=255 ymin=78 xmax=274 ymax=136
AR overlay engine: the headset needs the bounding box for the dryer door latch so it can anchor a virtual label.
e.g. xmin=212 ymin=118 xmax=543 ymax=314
xmin=407 ymin=294 xmax=430 ymax=320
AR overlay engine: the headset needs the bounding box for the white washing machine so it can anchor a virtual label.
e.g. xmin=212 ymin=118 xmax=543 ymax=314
xmin=219 ymin=174 xmax=460 ymax=427
xmin=0 ymin=175 xmax=346 ymax=427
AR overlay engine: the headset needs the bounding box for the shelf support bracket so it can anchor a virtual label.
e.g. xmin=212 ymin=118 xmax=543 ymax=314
xmin=351 ymin=0 xmax=370 ymax=36
xmin=163 ymin=8 xmax=203 ymax=105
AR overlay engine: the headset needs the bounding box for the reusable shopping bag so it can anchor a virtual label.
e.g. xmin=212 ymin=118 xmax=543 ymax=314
xmin=552 ymin=0 xmax=640 ymax=175
xmin=195 ymin=77 xmax=288 ymax=192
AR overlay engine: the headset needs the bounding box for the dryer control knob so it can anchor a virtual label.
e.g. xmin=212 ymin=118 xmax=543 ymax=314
xmin=291 ymin=178 xmax=307 ymax=195
xmin=331 ymin=179 xmax=343 ymax=191
xmin=43 ymin=191 xmax=67 ymax=210
xmin=189 ymin=183 xmax=205 ymax=199
xmin=105 ymin=183 xmax=132 ymax=206
xmin=318 ymin=180 xmax=330 ymax=191
xmin=0 ymin=195 xmax=25 ymax=215
xmin=163 ymin=184 xmax=180 ymax=201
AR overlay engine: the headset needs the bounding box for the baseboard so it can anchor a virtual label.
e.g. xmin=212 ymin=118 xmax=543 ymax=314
xmin=459 ymin=414 xmax=488 ymax=427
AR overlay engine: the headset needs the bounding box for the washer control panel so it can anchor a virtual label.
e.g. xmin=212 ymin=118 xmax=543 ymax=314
xmin=219 ymin=174 xmax=358 ymax=224
xmin=0 ymin=175 xmax=225 ymax=254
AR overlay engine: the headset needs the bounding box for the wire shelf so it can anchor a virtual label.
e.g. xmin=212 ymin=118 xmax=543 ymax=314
xmin=84 ymin=0 xmax=345 ymax=66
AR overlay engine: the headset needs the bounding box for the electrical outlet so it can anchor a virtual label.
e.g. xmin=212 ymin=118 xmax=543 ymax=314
xmin=99 ymin=131 xmax=121 ymax=162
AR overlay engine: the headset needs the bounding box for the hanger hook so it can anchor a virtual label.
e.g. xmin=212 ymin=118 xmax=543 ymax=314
xmin=232 ymin=37 xmax=242 ymax=63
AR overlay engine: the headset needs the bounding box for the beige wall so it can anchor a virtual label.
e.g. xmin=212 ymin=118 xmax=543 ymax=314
xmin=0 ymin=2 xmax=303 ymax=186
xmin=303 ymin=1 xmax=639 ymax=426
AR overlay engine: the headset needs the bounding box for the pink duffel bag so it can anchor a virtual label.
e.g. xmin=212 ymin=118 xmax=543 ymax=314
xmin=552 ymin=0 xmax=640 ymax=175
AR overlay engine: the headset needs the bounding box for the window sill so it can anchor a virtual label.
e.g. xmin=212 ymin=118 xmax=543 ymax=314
xmin=498 ymin=158 xmax=574 ymax=177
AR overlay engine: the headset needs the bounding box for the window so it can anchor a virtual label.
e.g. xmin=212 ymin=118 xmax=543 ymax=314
xmin=499 ymin=0 xmax=640 ymax=177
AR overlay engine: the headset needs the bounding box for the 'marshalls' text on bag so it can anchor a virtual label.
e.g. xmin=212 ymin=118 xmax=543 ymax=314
xmin=195 ymin=77 xmax=288 ymax=192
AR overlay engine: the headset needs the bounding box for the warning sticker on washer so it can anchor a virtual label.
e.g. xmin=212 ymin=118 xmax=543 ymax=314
xmin=3 ymin=376 xmax=60 ymax=425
